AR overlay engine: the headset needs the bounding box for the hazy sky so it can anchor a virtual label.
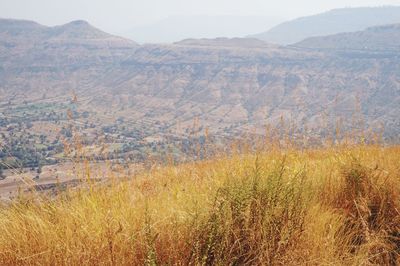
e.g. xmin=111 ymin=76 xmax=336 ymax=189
xmin=1 ymin=0 xmax=400 ymax=33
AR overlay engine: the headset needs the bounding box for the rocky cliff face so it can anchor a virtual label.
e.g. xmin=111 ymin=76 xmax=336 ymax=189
xmin=1 ymin=20 xmax=399 ymax=141
xmin=93 ymin=41 xmax=400 ymax=137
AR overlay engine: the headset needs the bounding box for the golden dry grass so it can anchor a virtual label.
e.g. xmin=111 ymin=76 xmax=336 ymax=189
xmin=0 ymin=145 xmax=399 ymax=265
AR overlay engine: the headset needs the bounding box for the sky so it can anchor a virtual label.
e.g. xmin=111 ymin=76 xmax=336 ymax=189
xmin=1 ymin=0 xmax=400 ymax=36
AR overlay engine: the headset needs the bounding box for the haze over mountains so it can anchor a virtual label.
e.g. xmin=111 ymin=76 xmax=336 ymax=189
xmin=123 ymin=15 xmax=283 ymax=44
xmin=119 ymin=6 xmax=400 ymax=44
xmin=251 ymin=6 xmax=400 ymax=44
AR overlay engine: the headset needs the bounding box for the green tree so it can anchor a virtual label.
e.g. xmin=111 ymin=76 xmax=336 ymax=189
xmin=37 ymin=164 xmax=42 ymax=175
xmin=0 ymin=166 xmax=5 ymax=180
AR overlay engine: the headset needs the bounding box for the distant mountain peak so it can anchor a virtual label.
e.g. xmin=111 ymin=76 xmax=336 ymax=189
xmin=250 ymin=6 xmax=400 ymax=45
xmin=58 ymin=20 xmax=101 ymax=32
xmin=67 ymin=20 xmax=90 ymax=26
xmin=0 ymin=17 xmax=139 ymax=62
xmin=48 ymin=20 xmax=109 ymax=39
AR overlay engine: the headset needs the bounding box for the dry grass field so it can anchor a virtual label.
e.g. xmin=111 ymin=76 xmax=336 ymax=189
xmin=0 ymin=143 xmax=399 ymax=265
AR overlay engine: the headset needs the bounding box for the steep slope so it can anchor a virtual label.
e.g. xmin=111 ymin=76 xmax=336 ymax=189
xmin=93 ymin=42 xmax=400 ymax=137
xmin=250 ymin=6 xmax=400 ymax=45
xmin=294 ymin=23 xmax=400 ymax=51
xmin=0 ymin=19 xmax=48 ymax=57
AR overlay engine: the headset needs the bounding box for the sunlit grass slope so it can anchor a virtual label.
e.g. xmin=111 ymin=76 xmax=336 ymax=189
xmin=0 ymin=145 xmax=400 ymax=265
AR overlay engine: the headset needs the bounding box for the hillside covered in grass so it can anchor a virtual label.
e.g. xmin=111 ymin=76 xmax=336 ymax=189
xmin=0 ymin=145 xmax=399 ymax=265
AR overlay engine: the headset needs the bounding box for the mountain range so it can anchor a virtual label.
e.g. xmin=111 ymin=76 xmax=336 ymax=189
xmin=1 ymin=9 xmax=400 ymax=149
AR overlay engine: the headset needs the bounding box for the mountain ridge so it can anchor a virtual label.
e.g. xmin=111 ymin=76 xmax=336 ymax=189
xmin=250 ymin=6 xmax=400 ymax=44
xmin=0 ymin=18 xmax=139 ymax=68
xmin=294 ymin=23 xmax=400 ymax=51
xmin=0 ymin=18 xmax=138 ymax=44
